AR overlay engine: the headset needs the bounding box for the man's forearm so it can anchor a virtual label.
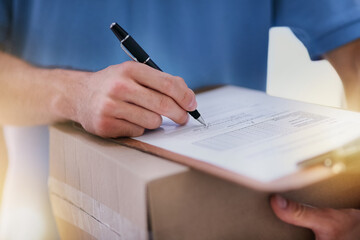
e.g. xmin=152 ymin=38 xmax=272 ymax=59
xmin=325 ymin=39 xmax=360 ymax=111
xmin=0 ymin=51 xmax=89 ymax=125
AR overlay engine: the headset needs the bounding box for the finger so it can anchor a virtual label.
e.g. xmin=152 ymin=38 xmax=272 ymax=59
xmin=270 ymin=195 xmax=334 ymax=231
xmin=117 ymin=83 xmax=189 ymax=125
xmin=114 ymin=103 xmax=163 ymax=130
xmin=108 ymin=101 xmax=163 ymax=129
xmin=93 ymin=116 xmax=145 ymax=138
xmin=121 ymin=61 xmax=197 ymax=111
xmin=111 ymin=119 xmax=145 ymax=137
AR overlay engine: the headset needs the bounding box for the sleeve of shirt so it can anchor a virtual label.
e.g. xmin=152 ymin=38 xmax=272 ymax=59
xmin=274 ymin=0 xmax=360 ymax=60
xmin=0 ymin=0 xmax=11 ymax=49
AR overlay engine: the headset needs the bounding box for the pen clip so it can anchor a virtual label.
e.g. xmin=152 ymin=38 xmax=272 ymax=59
xmin=120 ymin=43 xmax=138 ymax=62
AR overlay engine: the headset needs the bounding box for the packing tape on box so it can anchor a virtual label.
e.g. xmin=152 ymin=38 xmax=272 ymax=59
xmin=49 ymin=177 xmax=148 ymax=240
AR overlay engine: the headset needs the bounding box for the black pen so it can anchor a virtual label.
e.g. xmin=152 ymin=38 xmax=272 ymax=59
xmin=110 ymin=22 xmax=207 ymax=126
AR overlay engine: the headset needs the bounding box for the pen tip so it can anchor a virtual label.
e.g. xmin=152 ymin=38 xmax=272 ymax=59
xmin=197 ymin=116 xmax=207 ymax=127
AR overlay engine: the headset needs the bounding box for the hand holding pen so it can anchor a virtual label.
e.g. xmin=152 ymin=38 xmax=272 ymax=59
xmin=110 ymin=22 xmax=206 ymax=126
xmin=81 ymin=57 xmax=198 ymax=138
xmin=75 ymin=23 xmax=204 ymax=138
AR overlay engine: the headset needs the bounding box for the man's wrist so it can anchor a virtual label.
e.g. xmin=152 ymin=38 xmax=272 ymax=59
xmin=48 ymin=68 xmax=92 ymax=124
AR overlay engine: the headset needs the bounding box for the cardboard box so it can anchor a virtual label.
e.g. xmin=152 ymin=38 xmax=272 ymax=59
xmin=49 ymin=123 xmax=360 ymax=240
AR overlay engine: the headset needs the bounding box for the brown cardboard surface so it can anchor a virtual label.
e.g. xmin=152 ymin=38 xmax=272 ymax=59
xmin=49 ymin=123 xmax=188 ymax=240
xmin=148 ymin=170 xmax=311 ymax=240
xmin=55 ymin=217 xmax=96 ymax=240
xmin=49 ymin=123 xmax=360 ymax=240
xmin=148 ymin=169 xmax=360 ymax=240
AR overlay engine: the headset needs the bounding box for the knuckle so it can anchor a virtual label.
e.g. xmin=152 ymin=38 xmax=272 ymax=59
xmin=175 ymin=76 xmax=186 ymax=86
xmin=110 ymin=80 xmax=132 ymax=97
xmin=162 ymin=76 xmax=175 ymax=93
xmin=148 ymin=115 xmax=163 ymax=129
xmin=119 ymin=61 xmax=136 ymax=76
xmin=292 ymin=203 xmax=307 ymax=220
xmin=182 ymin=89 xmax=195 ymax=106
xmin=93 ymin=118 xmax=112 ymax=137
xmin=99 ymin=99 xmax=115 ymax=115
xmin=130 ymin=127 xmax=145 ymax=137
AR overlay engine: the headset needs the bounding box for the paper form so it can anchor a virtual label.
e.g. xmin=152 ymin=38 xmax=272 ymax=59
xmin=135 ymin=86 xmax=360 ymax=182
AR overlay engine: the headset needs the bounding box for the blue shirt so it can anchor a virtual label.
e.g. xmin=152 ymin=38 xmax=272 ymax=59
xmin=1 ymin=0 xmax=360 ymax=91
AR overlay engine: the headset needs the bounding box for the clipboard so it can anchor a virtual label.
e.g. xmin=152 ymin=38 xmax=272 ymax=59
xmin=111 ymin=135 xmax=360 ymax=192
xmin=83 ymin=85 xmax=360 ymax=192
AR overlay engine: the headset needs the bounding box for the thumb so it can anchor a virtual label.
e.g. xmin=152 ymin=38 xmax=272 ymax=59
xmin=270 ymin=195 xmax=330 ymax=231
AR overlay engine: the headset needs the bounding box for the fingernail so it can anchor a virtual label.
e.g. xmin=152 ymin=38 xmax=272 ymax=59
xmin=276 ymin=195 xmax=288 ymax=209
xmin=188 ymin=97 xmax=197 ymax=110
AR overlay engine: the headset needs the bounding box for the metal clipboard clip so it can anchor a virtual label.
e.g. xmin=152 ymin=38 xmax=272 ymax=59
xmin=297 ymin=138 xmax=360 ymax=174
